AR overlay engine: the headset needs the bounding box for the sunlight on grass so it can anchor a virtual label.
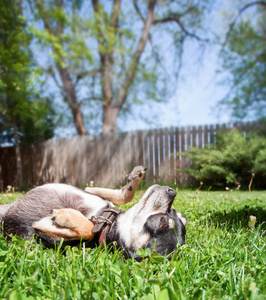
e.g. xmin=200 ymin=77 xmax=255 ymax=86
xmin=0 ymin=188 xmax=265 ymax=299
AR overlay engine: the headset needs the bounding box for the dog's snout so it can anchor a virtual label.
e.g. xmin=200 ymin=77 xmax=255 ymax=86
xmin=167 ymin=188 xmax=176 ymax=197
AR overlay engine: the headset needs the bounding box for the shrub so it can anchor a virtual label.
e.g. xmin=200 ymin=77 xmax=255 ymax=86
xmin=180 ymin=129 xmax=266 ymax=189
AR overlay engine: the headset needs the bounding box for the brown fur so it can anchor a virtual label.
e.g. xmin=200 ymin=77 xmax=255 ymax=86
xmin=32 ymin=209 xmax=94 ymax=241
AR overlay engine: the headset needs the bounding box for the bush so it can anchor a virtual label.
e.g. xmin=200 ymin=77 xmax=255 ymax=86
xmin=180 ymin=129 xmax=266 ymax=189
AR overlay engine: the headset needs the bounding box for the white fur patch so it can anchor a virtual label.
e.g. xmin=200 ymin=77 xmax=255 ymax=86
xmin=116 ymin=185 xmax=174 ymax=249
xmin=116 ymin=205 xmax=153 ymax=249
xmin=35 ymin=184 xmax=113 ymax=218
xmin=177 ymin=212 xmax=187 ymax=226
xmin=168 ymin=218 xmax=174 ymax=229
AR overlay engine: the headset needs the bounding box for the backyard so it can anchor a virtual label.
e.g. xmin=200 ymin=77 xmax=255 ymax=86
xmin=0 ymin=188 xmax=265 ymax=299
xmin=1 ymin=0 xmax=265 ymax=298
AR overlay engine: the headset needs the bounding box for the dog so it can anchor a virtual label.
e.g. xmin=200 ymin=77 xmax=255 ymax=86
xmin=0 ymin=166 xmax=187 ymax=260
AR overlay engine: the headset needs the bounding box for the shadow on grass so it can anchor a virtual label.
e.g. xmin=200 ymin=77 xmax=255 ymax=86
xmin=208 ymin=206 xmax=266 ymax=231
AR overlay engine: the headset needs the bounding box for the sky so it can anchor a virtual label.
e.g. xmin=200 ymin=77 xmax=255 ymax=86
xmin=118 ymin=0 xmax=253 ymax=132
xmin=118 ymin=44 xmax=231 ymax=131
xmin=46 ymin=0 xmax=250 ymax=137
xmin=118 ymin=29 xmax=231 ymax=131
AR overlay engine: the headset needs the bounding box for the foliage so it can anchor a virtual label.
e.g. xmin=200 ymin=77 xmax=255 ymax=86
xmin=0 ymin=189 xmax=265 ymax=299
xmin=219 ymin=4 xmax=266 ymax=121
xmin=179 ymin=129 xmax=266 ymax=188
xmin=0 ymin=0 xmax=54 ymax=147
xmin=25 ymin=0 xmax=210 ymax=134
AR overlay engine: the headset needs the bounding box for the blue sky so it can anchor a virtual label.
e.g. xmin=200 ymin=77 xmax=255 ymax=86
xmin=118 ymin=43 xmax=231 ymax=131
xmin=45 ymin=0 xmax=253 ymax=137
xmin=118 ymin=11 xmax=231 ymax=131
xmin=118 ymin=0 xmax=257 ymax=132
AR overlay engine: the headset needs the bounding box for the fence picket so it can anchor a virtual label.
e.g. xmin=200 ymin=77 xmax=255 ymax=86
xmin=169 ymin=127 xmax=175 ymax=183
xmin=0 ymin=121 xmax=264 ymax=189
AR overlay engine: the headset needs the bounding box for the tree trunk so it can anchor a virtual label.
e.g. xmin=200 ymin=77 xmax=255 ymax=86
xmin=100 ymin=0 xmax=156 ymax=135
xmin=102 ymin=105 xmax=120 ymax=135
xmin=34 ymin=0 xmax=88 ymax=136
xmin=12 ymin=117 xmax=23 ymax=189
xmin=58 ymin=67 xmax=88 ymax=136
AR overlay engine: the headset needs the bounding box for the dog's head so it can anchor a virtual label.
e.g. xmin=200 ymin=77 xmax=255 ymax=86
xmin=112 ymin=185 xmax=187 ymax=260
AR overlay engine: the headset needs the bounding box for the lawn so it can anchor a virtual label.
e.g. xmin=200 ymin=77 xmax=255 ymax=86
xmin=0 ymin=188 xmax=265 ymax=299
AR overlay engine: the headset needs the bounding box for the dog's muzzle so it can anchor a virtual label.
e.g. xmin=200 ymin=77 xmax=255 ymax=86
xmin=167 ymin=187 xmax=176 ymax=199
xmin=166 ymin=187 xmax=176 ymax=208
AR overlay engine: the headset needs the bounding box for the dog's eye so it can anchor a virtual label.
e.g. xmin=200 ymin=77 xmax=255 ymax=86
xmin=159 ymin=217 xmax=167 ymax=227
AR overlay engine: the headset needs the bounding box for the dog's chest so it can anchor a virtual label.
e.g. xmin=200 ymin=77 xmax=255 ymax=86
xmin=116 ymin=208 xmax=150 ymax=249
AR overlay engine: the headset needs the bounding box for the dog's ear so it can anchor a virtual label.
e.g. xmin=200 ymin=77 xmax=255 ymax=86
xmin=177 ymin=213 xmax=187 ymax=227
xmin=168 ymin=209 xmax=187 ymax=227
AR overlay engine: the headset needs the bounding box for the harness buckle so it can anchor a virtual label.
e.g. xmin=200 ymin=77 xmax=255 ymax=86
xmin=90 ymin=216 xmax=113 ymax=225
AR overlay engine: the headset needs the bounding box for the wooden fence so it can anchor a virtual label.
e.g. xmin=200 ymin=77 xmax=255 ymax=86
xmin=0 ymin=122 xmax=264 ymax=190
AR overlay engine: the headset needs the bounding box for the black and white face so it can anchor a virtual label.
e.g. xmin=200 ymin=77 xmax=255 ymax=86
xmin=143 ymin=207 xmax=187 ymax=258
xmin=115 ymin=185 xmax=187 ymax=259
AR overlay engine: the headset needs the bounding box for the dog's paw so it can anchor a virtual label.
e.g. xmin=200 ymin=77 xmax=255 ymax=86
xmin=126 ymin=166 xmax=147 ymax=191
xmin=50 ymin=208 xmax=83 ymax=230
xmin=129 ymin=166 xmax=147 ymax=181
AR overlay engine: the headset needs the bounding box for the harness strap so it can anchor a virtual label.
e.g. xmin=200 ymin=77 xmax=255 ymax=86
xmin=90 ymin=207 xmax=121 ymax=248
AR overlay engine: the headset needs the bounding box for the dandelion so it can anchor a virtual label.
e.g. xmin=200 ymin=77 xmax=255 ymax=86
xmin=248 ymin=215 xmax=256 ymax=228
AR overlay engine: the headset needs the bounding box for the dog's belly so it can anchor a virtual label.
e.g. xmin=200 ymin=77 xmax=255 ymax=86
xmin=40 ymin=184 xmax=114 ymax=218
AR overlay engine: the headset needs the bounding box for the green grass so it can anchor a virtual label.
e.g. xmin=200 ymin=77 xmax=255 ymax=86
xmin=0 ymin=189 xmax=265 ymax=299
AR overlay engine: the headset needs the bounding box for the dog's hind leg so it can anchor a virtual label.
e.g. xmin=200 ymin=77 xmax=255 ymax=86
xmin=85 ymin=166 xmax=147 ymax=205
xmin=32 ymin=209 xmax=94 ymax=241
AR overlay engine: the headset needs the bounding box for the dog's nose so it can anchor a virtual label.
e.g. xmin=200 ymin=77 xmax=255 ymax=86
xmin=167 ymin=188 xmax=176 ymax=198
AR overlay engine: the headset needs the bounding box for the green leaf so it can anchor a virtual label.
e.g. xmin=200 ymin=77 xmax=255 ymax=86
xmin=136 ymin=248 xmax=151 ymax=257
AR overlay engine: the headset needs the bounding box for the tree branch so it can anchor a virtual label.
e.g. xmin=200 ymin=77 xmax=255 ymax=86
xmin=78 ymin=96 xmax=102 ymax=104
xmin=35 ymin=0 xmax=54 ymax=33
xmin=222 ymin=1 xmax=266 ymax=47
xmin=92 ymin=0 xmax=105 ymax=47
xmin=117 ymin=0 xmax=157 ymax=108
xmin=153 ymin=14 xmax=209 ymax=42
xmin=133 ymin=0 xmax=154 ymax=51
xmin=111 ymin=0 xmax=121 ymax=29
xmin=74 ymin=68 xmax=100 ymax=86
xmin=92 ymin=0 xmax=115 ymax=105
xmin=133 ymin=0 xmax=145 ymax=23
xmin=32 ymin=55 xmax=63 ymax=90
xmin=173 ymin=35 xmax=186 ymax=81
xmin=55 ymin=0 xmax=64 ymax=36
xmin=35 ymin=0 xmax=87 ymax=135
xmin=46 ymin=66 xmax=63 ymax=90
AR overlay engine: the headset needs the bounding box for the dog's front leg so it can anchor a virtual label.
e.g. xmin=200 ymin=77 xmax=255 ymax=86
xmin=85 ymin=166 xmax=147 ymax=205
xmin=32 ymin=209 xmax=94 ymax=241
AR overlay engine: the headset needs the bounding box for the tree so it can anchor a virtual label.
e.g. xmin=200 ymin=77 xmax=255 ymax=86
xmin=26 ymin=0 xmax=210 ymax=135
xmin=0 ymin=0 xmax=54 ymax=188
xmin=219 ymin=1 xmax=266 ymax=120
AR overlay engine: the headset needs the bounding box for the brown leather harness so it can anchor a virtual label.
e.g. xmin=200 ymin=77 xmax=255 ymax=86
xmin=90 ymin=207 xmax=121 ymax=248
